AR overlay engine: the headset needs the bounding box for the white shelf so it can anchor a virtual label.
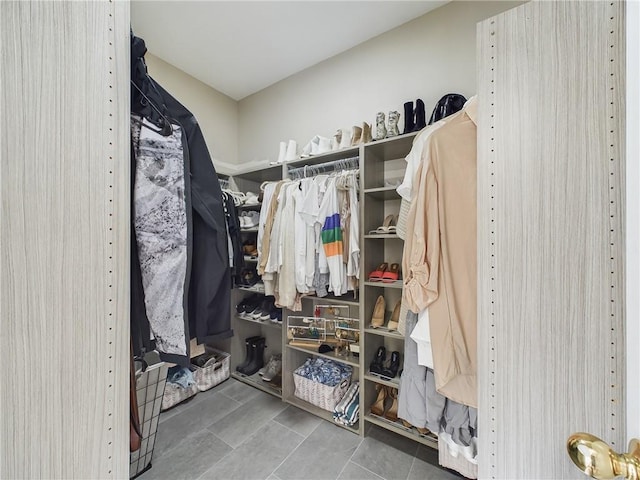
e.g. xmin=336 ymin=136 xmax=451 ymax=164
xmin=240 ymin=227 xmax=259 ymax=233
xmin=300 ymin=293 xmax=359 ymax=306
xmin=364 ymin=233 xmax=401 ymax=239
xmin=231 ymin=371 xmax=282 ymax=398
xmin=285 ymin=395 xmax=359 ymax=435
xmin=286 ymin=343 xmax=360 ymax=368
xmin=243 ymin=256 xmax=258 ymax=263
xmin=364 ymin=373 xmax=400 ymax=388
xmin=237 ymin=284 xmax=265 ymax=293
xmin=363 ymin=186 xmax=401 ymax=200
xmin=363 ymin=280 xmax=403 ymax=289
xmin=235 ymin=315 xmax=282 ymax=329
xmin=364 ymin=327 xmax=404 ymax=339
xmin=364 ymin=413 xmax=438 ymax=449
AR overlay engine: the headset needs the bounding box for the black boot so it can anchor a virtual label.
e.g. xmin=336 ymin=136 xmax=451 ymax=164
xmin=236 ymin=336 xmax=261 ymax=373
xmin=243 ymin=337 xmax=266 ymax=376
xmin=382 ymin=351 xmax=400 ymax=378
xmin=413 ymin=99 xmax=426 ymax=131
xmin=402 ymin=101 xmax=415 ymax=135
xmin=370 ymin=346 xmax=386 ymax=375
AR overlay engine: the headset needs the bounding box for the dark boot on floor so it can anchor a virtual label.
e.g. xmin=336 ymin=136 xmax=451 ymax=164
xmin=403 ymin=101 xmax=415 ymax=135
xmin=243 ymin=337 xmax=266 ymax=376
xmin=414 ymin=98 xmax=426 ymax=131
xmin=236 ymin=336 xmax=261 ymax=373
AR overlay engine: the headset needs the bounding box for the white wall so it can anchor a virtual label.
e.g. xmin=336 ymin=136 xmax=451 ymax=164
xmin=237 ymin=1 xmax=522 ymax=166
xmin=145 ymin=53 xmax=238 ymax=174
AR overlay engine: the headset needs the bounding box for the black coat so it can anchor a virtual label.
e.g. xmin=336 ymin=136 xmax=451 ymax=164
xmin=131 ymin=35 xmax=232 ymax=365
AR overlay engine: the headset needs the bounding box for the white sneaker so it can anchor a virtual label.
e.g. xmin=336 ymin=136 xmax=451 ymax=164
xmin=258 ymin=354 xmax=282 ymax=377
xmin=277 ymin=141 xmax=287 ymax=163
xmin=244 ymin=192 xmax=260 ymax=206
xmin=244 ymin=211 xmax=260 ymax=228
xmin=262 ymin=357 xmax=282 ymax=382
xmin=284 ymin=140 xmax=297 ymax=161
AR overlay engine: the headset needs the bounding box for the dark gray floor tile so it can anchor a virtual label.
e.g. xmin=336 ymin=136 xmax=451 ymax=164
xmin=208 ymin=393 xmax=287 ymax=448
xmin=338 ymin=462 xmax=384 ymax=480
xmin=408 ymin=446 xmax=462 ymax=480
xmin=154 ymin=390 xmax=241 ymax=456
xmin=138 ymin=429 xmax=232 ymax=480
xmin=275 ymin=421 xmax=361 ymax=480
xmin=158 ymin=405 xmax=182 ymax=424
xmin=200 ymin=421 xmax=303 ymax=480
xmin=350 ymin=426 xmax=418 ymax=480
xmin=217 ymin=378 xmax=264 ymax=404
xmin=273 ymin=405 xmax=322 ymax=437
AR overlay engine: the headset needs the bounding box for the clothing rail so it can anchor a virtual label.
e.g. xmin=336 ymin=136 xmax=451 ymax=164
xmin=288 ymin=156 xmax=359 ymax=179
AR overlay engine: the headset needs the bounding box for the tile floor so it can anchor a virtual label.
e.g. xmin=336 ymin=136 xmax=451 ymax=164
xmin=138 ymin=378 xmax=461 ymax=480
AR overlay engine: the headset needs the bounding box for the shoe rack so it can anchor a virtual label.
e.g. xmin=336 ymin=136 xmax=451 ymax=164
xmin=221 ymin=163 xmax=287 ymax=398
xmin=360 ymin=133 xmax=438 ymax=449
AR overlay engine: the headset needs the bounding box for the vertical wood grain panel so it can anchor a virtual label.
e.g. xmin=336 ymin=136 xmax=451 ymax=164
xmin=477 ymin=2 xmax=626 ymax=478
xmin=0 ymin=1 xmax=130 ymax=478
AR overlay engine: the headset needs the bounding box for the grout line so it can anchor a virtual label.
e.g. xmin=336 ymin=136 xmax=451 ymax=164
xmin=270 ymin=418 xmax=308 ymax=440
xmin=405 ymin=455 xmax=417 ymax=480
xmin=345 ymin=459 xmax=385 ymax=480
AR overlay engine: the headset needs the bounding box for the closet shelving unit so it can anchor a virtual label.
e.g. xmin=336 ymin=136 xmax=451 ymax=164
xmin=225 ymin=163 xmax=286 ymax=398
xmin=359 ymin=132 xmax=438 ymax=449
xmin=216 ymin=133 xmax=438 ymax=448
xmin=279 ymin=146 xmax=362 ymax=434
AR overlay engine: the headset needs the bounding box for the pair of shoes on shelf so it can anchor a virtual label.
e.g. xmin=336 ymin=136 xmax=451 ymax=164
xmin=370 ymin=384 xmax=399 ymax=422
xmin=368 ymin=214 xmax=398 ymax=235
xmin=258 ymin=353 xmax=282 ymax=382
xmin=338 ymin=123 xmax=372 ymax=148
xmin=240 ymin=211 xmax=260 ymax=229
xmin=277 ymin=140 xmax=297 ymax=163
xmin=237 ymin=269 xmax=260 ymax=287
xmin=368 ymin=263 xmax=400 ymax=283
xmin=373 ymin=111 xmax=401 ymax=139
xmin=242 ymin=240 xmax=258 ymax=258
xmin=301 ymin=135 xmax=333 ymax=157
xmin=402 ymin=99 xmax=427 ymax=134
xmin=236 ymin=294 xmax=280 ymax=322
xmin=370 ymin=296 xmax=401 ymax=331
xmin=244 ymin=191 xmax=260 ymax=206
xmin=236 ymin=336 xmax=267 ymax=376
xmin=401 ymin=419 xmax=431 ymax=436
xmin=369 ymin=346 xmax=401 ymax=379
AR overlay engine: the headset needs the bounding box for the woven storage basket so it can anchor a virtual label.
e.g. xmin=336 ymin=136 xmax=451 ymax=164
xmin=161 ymin=379 xmax=197 ymax=411
xmin=192 ymin=348 xmax=230 ymax=392
xmin=293 ymin=373 xmax=351 ymax=412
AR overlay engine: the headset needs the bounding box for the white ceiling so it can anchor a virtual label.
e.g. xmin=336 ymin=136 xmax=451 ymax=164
xmin=131 ymin=1 xmax=448 ymax=100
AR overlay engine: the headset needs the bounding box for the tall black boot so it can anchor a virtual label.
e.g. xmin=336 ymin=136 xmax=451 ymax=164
xmin=243 ymin=337 xmax=266 ymax=376
xmin=413 ymin=99 xmax=426 ymax=132
xmin=402 ymin=101 xmax=415 ymax=134
xmin=236 ymin=335 xmax=261 ymax=373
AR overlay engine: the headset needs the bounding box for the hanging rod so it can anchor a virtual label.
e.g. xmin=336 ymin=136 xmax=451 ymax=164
xmin=287 ymin=156 xmax=359 ymax=179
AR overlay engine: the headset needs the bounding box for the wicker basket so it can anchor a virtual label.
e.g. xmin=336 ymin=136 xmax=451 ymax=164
xmin=161 ymin=379 xmax=198 ymax=411
xmin=293 ymin=369 xmax=351 ymax=412
xmin=191 ymin=349 xmax=230 ymax=392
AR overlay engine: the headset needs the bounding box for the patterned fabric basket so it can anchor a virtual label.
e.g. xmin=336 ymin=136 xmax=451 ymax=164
xmin=294 ymin=374 xmax=351 ymax=411
xmin=192 ymin=348 xmax=230 ymax=392
xmin=161 ymin=380 xmax=198 ymax=411
xmin=293 ymin=358 xmax=352 ymax=411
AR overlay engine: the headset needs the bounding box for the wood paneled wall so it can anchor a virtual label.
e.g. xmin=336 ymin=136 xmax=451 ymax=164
xmin=477 ymin=2 xmax=626 ymax=478
xmin=0 ymin=1 xmax=130 ymax=477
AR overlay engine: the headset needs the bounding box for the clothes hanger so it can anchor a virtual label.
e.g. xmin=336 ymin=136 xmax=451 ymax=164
xmin=130 ymin=79 xmax=173 ymax=136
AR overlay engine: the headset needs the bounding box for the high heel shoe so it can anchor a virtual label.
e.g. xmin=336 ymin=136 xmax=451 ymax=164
xmin=369 ymin=345 xmax=386 ymax=375
xmin=370 ymin=295 xmax=385 ymax=328
xmin=370 ymin=384 xmax=388 ymax=417
xmin=386 ymin=300 xmax=401 ymax=331
xmin=382 ymin=351 xmax=400 ymax=379
xmin=384 ymin=387 xmax=399 ymax=422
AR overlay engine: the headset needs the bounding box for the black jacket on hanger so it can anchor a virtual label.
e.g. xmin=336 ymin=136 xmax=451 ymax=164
xmin=130 ymin=35 xmax=232 ymax=365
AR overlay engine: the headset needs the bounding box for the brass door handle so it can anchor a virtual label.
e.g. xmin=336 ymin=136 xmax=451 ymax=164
xmin=567 ymin=433 xmax=640 ymax=479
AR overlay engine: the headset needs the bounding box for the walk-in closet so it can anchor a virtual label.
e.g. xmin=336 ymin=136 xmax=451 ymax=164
xmin=2 ymin=1 xmax=639 ymax=480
